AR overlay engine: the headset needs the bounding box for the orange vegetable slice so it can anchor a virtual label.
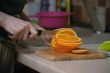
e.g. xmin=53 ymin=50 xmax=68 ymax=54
xmin=55 ymin=34 xmax=82 ymax=43
xmin=51 ymin=36 xmax=82 ymax=53
xmin=72 ymin=49 xmax=88 ymax=54
xmin=55 ymin=28 xmax=77 ymax=36
xmin=51 ymin=28 xmax=82 ymax=53
xmin=51 ymin=38 xmax=57 ymax=49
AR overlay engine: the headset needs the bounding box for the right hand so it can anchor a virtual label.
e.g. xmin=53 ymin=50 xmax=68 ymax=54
xmin=0 ymin=12 xmax=37 ymax=40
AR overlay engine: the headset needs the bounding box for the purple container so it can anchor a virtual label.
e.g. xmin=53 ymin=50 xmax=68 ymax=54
xmin=36 ymin=12 xmax=71 ymax=29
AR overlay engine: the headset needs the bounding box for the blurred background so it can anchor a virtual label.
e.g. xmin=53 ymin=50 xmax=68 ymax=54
xmin=23 ymin=0 xmax=110 ymax=32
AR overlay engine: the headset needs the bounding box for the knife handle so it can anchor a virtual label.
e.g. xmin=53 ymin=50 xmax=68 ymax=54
xmin=37 ymin=30 xmax=42 ymax=36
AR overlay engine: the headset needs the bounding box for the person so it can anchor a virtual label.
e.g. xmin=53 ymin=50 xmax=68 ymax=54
xmin=0 ymin=0 xmax=41 ymax=73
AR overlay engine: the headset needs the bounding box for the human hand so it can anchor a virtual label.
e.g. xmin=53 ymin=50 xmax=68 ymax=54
xmin=0 ymin=12 xmax=37 ymax=40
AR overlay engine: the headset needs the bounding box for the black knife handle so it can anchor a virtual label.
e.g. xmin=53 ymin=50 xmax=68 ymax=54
xmin=37 ymin=30 xmax=42 ymax=36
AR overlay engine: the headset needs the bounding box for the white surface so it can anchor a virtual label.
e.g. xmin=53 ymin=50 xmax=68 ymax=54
xmin=100 ymin=51 xmax=110 ymax=57
xmin=18 ymin=45 xmax=110 ymax=73
xmin=107 ymin=52 xmax=110 ymax=57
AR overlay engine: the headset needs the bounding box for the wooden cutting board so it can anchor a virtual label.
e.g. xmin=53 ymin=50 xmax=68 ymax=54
xmin=35 ymin=47 xmax=106 ymax=61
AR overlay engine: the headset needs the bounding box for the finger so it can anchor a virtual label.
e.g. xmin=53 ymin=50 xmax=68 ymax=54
xmin=29 ymin=25 xmax=37 ymax=39
xmin=11 ymin=28 xmax=24 ymax=40
xmin=17 ymin=28 xmax=25 ymax=40
xmin=22 ymin=24 xmax=29 ymax=40
xmin=17 ymin=23 xmax=30 ymax=40
xmin=11 ymin=26 xmax=25 ymax=40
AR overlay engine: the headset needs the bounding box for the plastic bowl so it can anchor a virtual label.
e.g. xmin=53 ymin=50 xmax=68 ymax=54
xmin=33 ymin=12 xmax=71 ymax=29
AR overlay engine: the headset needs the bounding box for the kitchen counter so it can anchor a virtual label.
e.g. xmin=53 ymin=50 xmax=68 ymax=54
xmin=17 ymin=44 xmax=110 ymax=73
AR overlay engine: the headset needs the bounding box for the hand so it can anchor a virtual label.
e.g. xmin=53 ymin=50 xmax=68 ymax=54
xmin=0 ymin=12 xmax=37 ymax=40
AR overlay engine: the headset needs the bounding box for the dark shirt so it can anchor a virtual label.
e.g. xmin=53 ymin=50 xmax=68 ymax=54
xmin=0 ymin=0 xmax=26 ymax=15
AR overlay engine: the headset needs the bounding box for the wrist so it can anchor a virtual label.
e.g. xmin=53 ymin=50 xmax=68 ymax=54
xmin=0 ymin=12 xmax=6 ymax=27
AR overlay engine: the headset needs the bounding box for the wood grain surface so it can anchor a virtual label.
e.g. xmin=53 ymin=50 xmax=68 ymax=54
xmin=35 ymin=47 xmax=106 ymax=61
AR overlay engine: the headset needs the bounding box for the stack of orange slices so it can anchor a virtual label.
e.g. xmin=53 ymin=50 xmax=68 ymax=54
xmin=51 ymin=28 xmax=82 ymax=53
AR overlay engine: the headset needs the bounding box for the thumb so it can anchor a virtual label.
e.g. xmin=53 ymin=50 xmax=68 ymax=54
xmin=29 ymin=25 xmax=37 ymax=39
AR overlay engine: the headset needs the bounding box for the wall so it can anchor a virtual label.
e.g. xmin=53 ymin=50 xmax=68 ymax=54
xmin=72 ymin=0 xmax=110 ymax=31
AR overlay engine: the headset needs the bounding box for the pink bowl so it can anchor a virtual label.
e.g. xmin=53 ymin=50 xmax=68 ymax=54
xmin=36 ymin=12 xmax=71 ymax=29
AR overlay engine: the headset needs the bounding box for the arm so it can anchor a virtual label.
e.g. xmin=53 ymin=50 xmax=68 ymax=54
xmin=0 ymin=12 xmax=5 ymax=25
